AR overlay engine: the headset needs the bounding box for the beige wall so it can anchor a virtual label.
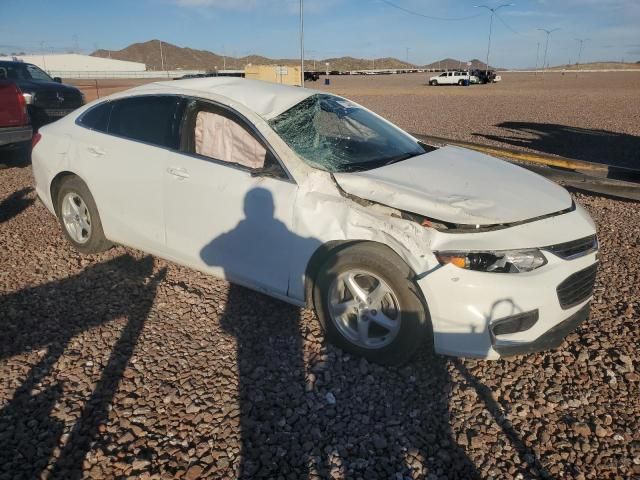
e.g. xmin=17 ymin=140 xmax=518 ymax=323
xmin=244 ymin=65 xmax=302 ymax=86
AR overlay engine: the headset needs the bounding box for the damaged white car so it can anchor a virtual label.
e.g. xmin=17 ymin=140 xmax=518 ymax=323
xmin=32 ymin=78 xmax=598 ymax=364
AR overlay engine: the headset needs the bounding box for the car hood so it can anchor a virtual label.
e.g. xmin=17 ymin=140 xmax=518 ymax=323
xmin=332 ymin=145 xmax=573 ymax=225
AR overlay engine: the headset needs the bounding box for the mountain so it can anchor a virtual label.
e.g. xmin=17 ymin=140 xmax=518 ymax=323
xmin=423 ymin=58 xmax=493 ymax=70
xmin=91 ymin=40 xmax=416 ymax=71
xmin=91 ymin=41 xmax=503 ymax=72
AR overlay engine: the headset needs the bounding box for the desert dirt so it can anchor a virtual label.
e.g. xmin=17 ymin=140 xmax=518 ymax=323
xmin=70 ymin=71 xmax=640 ymax=169
xmin=0 ymin=72 xmax=639 ymax=479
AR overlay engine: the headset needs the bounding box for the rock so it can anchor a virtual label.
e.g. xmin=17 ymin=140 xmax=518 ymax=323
xmin=574 ymin=423 xmax=591 ymax=437
xmin=185 ymin=465 xmax=203 ymax=480
xmin=595 ymin=426 xmax=609 ymax=437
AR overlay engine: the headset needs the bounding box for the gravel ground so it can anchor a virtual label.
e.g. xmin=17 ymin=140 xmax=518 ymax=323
xmin=1 ymin=146 xmax=639 ymax=478
xmin=321 ymin=72 xmax=640 ymax=169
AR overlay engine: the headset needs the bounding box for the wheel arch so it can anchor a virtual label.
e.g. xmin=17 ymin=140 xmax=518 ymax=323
xmin=303 ymin=239 xmax=426 ymax=308
xmin=50 ymin=171 xmax=79 ymax=216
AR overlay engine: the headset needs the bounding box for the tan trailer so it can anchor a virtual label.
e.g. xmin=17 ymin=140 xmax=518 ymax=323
xmin=244 ymin=65 xmax=302 ymax=86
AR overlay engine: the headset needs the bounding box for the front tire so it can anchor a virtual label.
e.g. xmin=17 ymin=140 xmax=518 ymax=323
xmin=313 ymin=243 xmax=430 ymax=365
xmin=56 ymin=176 xmax=111 ymax=254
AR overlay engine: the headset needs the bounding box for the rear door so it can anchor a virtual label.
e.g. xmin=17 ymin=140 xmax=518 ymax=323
xmin=72 ymin=95 xmax=183 ymax=254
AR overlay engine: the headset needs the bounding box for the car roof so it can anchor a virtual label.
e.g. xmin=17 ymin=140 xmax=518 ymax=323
xmin=128 ymin=77 xmax=319 ymax=120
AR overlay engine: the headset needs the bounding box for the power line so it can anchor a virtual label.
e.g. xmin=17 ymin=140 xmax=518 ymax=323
xmin=475 ymin=4 xmax=513 ymax=73
xmin=378 ymin=0 xmax=483 ymax=21
xmin=495 ymin=12 xmax=522 ymax=36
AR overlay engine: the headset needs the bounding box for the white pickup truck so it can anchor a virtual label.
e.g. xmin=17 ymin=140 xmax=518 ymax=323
xmin=429 ymin=71 xmax=479 ymax=86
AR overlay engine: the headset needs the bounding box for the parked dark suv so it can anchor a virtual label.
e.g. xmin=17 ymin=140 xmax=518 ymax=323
xmin=0 ymin=60 xmax=84 ymax=130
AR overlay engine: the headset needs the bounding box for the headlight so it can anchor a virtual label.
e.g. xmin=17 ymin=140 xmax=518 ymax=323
xmin=22 ymin=93 xmax=33 ymax=104
xmin=435 ymin=249 xmax=547 ymax=273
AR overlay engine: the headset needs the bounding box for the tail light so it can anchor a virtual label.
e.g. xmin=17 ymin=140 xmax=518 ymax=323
xmin=32 ymin=132 xmax=42 ymax=149
xmin=15 ymin=86 xmax=29 ymax=125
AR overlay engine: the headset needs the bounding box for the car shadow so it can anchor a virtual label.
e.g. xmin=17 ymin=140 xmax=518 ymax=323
xmin=473 ymin=122 xmax=640 ymax=171
xmin=198 ymin=187 xmax=551 ymax=478
xmin=0 ymin=254 xmax=165 ymax=480
xmin=0 ymin=142 xmax=31 ymax=169
xmin=0 ymin=187 xmax=35 ymax=224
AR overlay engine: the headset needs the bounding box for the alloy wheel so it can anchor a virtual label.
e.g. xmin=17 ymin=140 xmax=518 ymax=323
xmin=61 ymin=192 xmax=92 ymax=244
xmin=328 ymin=270 xmax=402 ymax=349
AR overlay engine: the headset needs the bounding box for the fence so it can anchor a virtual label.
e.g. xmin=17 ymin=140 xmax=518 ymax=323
xmin=49 ymin=70 xmax=209 ymax=80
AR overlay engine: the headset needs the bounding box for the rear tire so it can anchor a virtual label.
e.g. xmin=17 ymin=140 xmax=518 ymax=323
xmin=458 ymin=79 xmax=464 ymax=86
xmin=56 ymin=176 xmax=112 ymax=254
xmin=313 ymin=243 xmax=430 ymax=365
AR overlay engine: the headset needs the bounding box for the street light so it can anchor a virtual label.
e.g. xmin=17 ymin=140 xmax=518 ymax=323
xmin=475 ymin=4 xmax=512 ymax=76
xmin=537 ymin=28 xmax=560 ymax=76
xmin=299 ymin=0 xmax=305 ymax=86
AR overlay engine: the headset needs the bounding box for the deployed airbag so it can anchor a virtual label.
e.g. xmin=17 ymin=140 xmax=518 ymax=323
xmin=195 ymin=111 xmax=267 ymax=169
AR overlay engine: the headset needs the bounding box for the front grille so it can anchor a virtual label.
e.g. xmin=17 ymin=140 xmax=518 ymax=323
xmin=545 ymin=235 xmax=597 ymax=260
xmin=557 ymin=263 xmax=598 ymax=309
xmin=34 ymin=90 xmax=83 ymax=109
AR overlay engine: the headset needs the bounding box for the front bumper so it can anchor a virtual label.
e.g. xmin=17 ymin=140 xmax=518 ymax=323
xmin=416 ymin=246 xmax=597 ymax=359
xmin=0 ymin=125 xmax=32 ymax=147
xmin=493 ymin=303 xmax=590 ymax=356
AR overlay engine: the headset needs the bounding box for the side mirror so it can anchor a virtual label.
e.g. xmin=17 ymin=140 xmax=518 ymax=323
xmin=53 ymin=77 xmax=62 ymax=83
xmin=250 ymin=161 xmax=287 ymax=179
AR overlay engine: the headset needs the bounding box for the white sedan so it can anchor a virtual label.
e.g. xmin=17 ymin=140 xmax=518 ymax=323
xmin=32 ymin=78 xmax=598 ymax=364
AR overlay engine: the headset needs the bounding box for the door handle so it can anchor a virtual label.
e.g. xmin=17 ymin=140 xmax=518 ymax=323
xmin=167 ymin=167 xmax=190 ymax=179
xmin=87 ymin=146 xmax=105 ymax=156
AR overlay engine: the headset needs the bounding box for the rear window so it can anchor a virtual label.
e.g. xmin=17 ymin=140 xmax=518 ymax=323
xmin=78 ymin=102 xmax=112 ymax=132
xmin=108 ymin=96 xmax=182 ymax=149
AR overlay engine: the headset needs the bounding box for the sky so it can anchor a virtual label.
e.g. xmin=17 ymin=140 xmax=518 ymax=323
xmin=0 ymin=0 xmax=639 ymax=68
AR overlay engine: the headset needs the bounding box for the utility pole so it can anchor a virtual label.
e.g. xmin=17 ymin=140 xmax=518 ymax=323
xmin=535 ymin=41 xmax=540 ymax=76
xmin=475 ymin=4 xmax=512 ymax=77
xmin=575 ymin=38 xmax=589 ymax=66
xmin=537 ymin=28 xmax=560 ymax=78
xmin=299 ymin=0 xmax=305 ymax=86
xmin=39 ymin=41 xmax=47 ymax=71
xmin=406 ymin=47 xmax=410 ymax=63
xmin=159 ymin=39 xmax=165 ymax=72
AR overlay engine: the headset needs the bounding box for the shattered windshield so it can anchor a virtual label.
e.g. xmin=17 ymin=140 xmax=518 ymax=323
xmin=269 ymin=94 xmax=426 ymax=172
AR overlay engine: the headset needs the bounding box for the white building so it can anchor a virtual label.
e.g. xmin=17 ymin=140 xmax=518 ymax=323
xmin=0 ymin=53 xmax=146 ymax=78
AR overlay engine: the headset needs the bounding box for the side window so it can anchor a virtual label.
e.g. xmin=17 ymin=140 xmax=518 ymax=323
xmin=78 ymin=102 xmax=112 ymax=132
xmin=439 ymin=72 xmax=447 ymax=77
xmin=108 ymin=96 xmax=182 ymax=149
xmin=187 ymin=103 xmax=284 ymax=177
xmin=26 ymin=64 xmax=52 ymax=81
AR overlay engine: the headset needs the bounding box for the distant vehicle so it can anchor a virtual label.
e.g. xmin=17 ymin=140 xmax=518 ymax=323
xmin=304 ymin=71 xmax=320 ymax=82
xmin=32 ymin=78 xmax=598 ymax=365
xmin=0 ymin=60 xmax=84 ymax=130
xmin=0 ymin=80 xmax=32 ymax=148
xmin=471 ymin=69 xmax=502 ymax=84
xmin=429 ymin=71 xmax=480 ymax=86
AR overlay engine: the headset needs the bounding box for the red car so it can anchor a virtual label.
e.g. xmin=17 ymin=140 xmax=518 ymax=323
xmin=0 ymin=80 xmax=32 ymax=148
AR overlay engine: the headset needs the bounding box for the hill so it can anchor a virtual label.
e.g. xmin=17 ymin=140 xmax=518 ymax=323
xmin=92 ymin=40 xmax=416 ymax=71
xmin=547 ymin=62 xmax=640 ymax=71
xmin=423 ymin=58 xmax=493 ymax=70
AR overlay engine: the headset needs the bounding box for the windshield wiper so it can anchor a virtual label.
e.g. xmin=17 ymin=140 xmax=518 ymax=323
xmin=378 ymin=152 xmax=419 ymax=167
